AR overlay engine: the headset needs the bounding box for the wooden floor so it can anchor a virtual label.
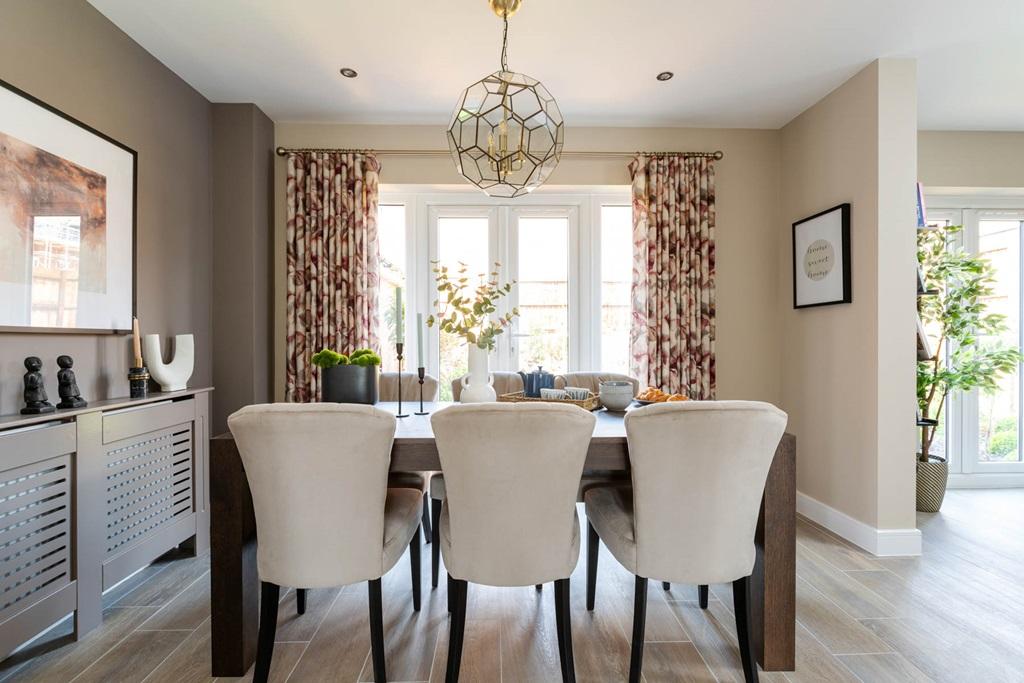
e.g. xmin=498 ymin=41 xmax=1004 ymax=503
xmin=2 ymin=491 xmax=1023 ymax=682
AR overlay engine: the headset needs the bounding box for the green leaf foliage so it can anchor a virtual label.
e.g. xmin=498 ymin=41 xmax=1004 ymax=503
xmin=917 ymin=224 xmax=1023 ymax=460
xmin=424 ymin=261 xmax=520 ymax=351
xmin=311 ymin=347 xmax=380 ymax=368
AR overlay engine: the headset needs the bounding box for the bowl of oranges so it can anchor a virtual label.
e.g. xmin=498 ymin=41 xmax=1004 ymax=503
xmin=634 ymin=387 xmax=689 ymax=406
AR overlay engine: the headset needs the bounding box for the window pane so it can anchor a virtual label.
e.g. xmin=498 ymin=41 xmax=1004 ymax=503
xmin=436 ymin=217 xmax=491 ymax=400
xmin=977 ymin=220 xmax=1021 ymax=463
xmin=516 ymin=217 xmax=568 ymax=373
xmin=377 ymin=205 xmax=406 ymax=372
xmin=601 ymin=206 xmax=632 ymax=375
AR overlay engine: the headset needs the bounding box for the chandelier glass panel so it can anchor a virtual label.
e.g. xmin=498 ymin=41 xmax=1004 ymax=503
xmin=447 ymin=1 xmax=564 ymax=198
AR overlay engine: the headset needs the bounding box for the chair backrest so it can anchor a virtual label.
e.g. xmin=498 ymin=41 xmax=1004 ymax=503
xmin=380 ymin=372 xmax=439 ymax=402
xmin=555 ymin=372 xmax=639 ymax=396
xmin=227 ymin=403 xmax=397 ymax=588
xmin=431 ymin=403 xmax=596 ymax=586
xmin=450 ymin=371 xmax=523 ymax=401
xmin=624 ymin=401 xmax=787 ymax=584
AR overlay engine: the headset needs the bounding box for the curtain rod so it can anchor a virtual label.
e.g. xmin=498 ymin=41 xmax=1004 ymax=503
xmin=274 ymin=146 xmax=724 ymax=160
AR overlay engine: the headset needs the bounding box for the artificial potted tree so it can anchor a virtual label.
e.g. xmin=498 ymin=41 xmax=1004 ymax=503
xmin=312 ymin=347 xmax=382 ymax=404
xmin=916 ymin=224 xmax=1021 ymax=512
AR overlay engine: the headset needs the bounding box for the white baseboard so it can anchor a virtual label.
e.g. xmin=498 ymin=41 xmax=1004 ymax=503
xmin=796 ymin=491 xmax=922 ymax=557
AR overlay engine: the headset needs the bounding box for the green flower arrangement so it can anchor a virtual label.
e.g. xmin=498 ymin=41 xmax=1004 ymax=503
xmin=311 ymin=347 xmax=381 ymax=368
xmin=426 ymin=261 xmax=519 ymax=351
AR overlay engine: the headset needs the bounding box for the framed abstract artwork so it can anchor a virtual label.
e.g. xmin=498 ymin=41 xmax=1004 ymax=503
xmin=0 ymin=78 xmax=136 ymax=334
xmin=792 ymin=203 xmax=851 ymax=309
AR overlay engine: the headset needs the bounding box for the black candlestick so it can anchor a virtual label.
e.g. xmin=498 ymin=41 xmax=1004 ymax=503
xmin=415 ymin=366 xmax=429 ymax=416
xmin=395 ymin=343 xmax=409 ymax=418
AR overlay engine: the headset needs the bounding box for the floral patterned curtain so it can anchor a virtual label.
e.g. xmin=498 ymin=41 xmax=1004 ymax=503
xmin=285 ymin=151 xmax=381 ymax=402
xmin=628 ymin=154 xmax=716 ymax=399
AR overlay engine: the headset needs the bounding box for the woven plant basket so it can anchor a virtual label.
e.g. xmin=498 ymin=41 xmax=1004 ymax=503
xmin=916 ymin=456 xmax=948 ymax=513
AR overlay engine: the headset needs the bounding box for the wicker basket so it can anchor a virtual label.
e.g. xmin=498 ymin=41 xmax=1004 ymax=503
xmin=916 ymin=457 xmax=948 ymax=513
xmin=498 ymin=391 xmax=602 ymax=411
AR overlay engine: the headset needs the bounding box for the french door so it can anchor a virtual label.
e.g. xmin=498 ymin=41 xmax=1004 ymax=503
xmin=928 ymin=204 xmax=1024 ymax=481
xmin=427 ymin=205 xmax=579 ymax=398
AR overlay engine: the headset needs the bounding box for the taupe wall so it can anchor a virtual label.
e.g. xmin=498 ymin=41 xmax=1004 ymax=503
xmin=778 ymin=60 xmax=918 ymax=531
xmin=273 ymin=124 xmax=784 ymax=406
xmin=919 ymin=131 xmax=1024 ymax=189
xmin=0 ymin=0 xmax=213 ymax=415
xmin=212 ymin=104 xmax=274 ymax=434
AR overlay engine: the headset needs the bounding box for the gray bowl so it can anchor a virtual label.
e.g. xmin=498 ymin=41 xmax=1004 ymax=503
xmin=599 ymin=381 xmax=635 ymax=411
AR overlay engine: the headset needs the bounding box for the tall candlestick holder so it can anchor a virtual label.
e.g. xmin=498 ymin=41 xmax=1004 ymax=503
xmin=414 ymin=366 xmax=430 ymax=416
xmin=395 ymin=343 xmax=409 ymax=418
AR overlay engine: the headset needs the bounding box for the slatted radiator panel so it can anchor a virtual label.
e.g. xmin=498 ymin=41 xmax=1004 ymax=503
xmin=105 ymin=424 xmax=194 ymax=559
xmin=0 ymin=452 xmax=73 ymax=625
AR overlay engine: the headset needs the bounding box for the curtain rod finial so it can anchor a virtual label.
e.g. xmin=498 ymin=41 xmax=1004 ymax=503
xmin=275 ymin=146 xmax=287 ymax=156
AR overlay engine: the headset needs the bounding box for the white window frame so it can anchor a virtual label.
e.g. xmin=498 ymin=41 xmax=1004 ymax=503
xmin=926 ymin=194 xmax=1024 ymax=487
xmin=379 ymin=186 xmax=631 ymax=383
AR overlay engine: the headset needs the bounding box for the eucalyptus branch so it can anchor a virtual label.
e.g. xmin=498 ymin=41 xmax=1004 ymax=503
xmin=425 ymin=260 xmax=520 ymax=351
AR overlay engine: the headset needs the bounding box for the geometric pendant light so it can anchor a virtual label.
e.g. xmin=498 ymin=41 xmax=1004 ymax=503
xmin=446 ymin=0 xmax=564 ymax=198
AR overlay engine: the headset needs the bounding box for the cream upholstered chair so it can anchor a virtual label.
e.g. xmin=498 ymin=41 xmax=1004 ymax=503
xmin=430 ymin=371 xmax=525 ymax=587
xmin=432 ymin=403 xmax=596 ymax=683
xmin=584 ymin=401 xmax=787 ymax=683
xmin=554 ymin=371 xmax=640 ymax=396
xmin=380 ymin=372 xmax=439 ymax=542
xmin=449 ymin=370 xmax=523 ymax=401
xmin=228 ymin=404 xmax=423 ymax=683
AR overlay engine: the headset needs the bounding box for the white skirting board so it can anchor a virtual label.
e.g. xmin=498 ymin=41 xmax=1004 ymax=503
xmin=797 ymin=491 xmax=922 ymax=557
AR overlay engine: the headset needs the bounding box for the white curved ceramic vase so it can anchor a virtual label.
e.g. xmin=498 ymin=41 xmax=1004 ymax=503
xmin=460 ymin=345 xmax=496 ymax=403
xmin=143 ymin=334 xmax=194 ymax=392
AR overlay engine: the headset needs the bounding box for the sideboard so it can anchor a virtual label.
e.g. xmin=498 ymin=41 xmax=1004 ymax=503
xmin=0 ymin=387 xmax=212 ymax=661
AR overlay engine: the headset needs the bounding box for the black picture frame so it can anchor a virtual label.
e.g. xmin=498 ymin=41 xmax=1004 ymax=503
xmin=0 ymin=77 xmax=137 ymax=335
xmin=791 ymin=203 xmax=851 ymax=309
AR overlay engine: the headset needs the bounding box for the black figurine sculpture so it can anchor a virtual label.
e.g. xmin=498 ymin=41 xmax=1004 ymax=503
xmin=21 ymin=356 xmax=55 ymax=415
xmin=56 ymin=355 xmax=87 ymax=409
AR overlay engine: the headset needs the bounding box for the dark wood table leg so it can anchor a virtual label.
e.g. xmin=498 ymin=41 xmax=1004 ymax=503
xmin=210 ymin=436 xmax=259 ymax=676
xmin=752 ymin=433 xmax=796 ymax=671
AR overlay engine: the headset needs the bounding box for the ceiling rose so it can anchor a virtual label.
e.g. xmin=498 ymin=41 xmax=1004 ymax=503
xmin=446 ymin=0 xmax=564 ymax=198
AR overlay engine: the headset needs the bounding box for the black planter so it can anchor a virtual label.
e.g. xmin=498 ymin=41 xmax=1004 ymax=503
xmin=321 ymin=365 xmax=379 ymax=404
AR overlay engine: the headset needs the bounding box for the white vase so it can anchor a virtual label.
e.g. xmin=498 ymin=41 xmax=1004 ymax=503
xmin=459 ymin=345 xmax=496 ymax=403
xmin=143 ymin=333 xmax=194 ymax=392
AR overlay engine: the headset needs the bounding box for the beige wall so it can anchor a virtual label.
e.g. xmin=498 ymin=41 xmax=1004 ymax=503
xmin=273 ymin=124 xmax=784 ymax=405
xmin=779 ymin=60 xmax=917 ymax=531
xmin=919 ymin=131 xmax=1024 ymax=189
xmin=0 ymin=0 xmax=213 ymax=415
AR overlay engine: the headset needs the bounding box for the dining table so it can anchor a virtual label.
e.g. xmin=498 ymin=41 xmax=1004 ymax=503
xmin=209 ymin=401 xmax=796 ymax=675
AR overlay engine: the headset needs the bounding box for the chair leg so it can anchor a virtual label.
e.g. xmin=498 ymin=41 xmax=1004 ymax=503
xmin=699 ymin=584 xmax=709 ymax=609
xmin=296 ymin=588 xmax=307 ymax=615
xmin=662 ymin=582 xmax=670 ymax=591
xmin=431 ymin=497 xmax=441 ymax=588
xmin=422 ymin=492 xmax=432 ymax=543
xmin=368 ymin=578 xmax=387 ymax=683
xmin=447 ymin=573 xmax=453 ymax=613
xmin=554 ymin=578 xmax=576 ymax=683
xmin=586 ymin=522 xmax=599 ymax=611
xmin=629 ymin=576 xmax=648 ymax=683
xmin=254 ymin=582 xmax=280 ymax=683
xmin=733 ymin=575 xmax=759 ymax=683
xmin=445 ymin=578 xmax=468 ymax=683
xmin=409 ymin=525 xmax=421 ymax=612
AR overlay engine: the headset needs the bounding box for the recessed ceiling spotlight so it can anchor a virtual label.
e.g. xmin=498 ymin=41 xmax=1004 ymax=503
xmin=339 ymin=67 xmax=358 ymax=78
xmin=656 ymin=71 xmax=674 ymax=81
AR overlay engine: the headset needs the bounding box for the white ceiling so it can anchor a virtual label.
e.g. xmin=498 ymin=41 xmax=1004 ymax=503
xmin=89 ymin=0 xmax=1024 ymax=130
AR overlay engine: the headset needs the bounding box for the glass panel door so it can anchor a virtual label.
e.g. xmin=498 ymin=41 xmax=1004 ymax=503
xmin=431 ymin=211 xmax=495 ymax=400
xmin=975 ymin=216 xmax=1022 ymax=467
xmin=600 ymin=206 xmax=633 ymax=375
xmin=510 ymin=212 xmax=571 ymax=373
